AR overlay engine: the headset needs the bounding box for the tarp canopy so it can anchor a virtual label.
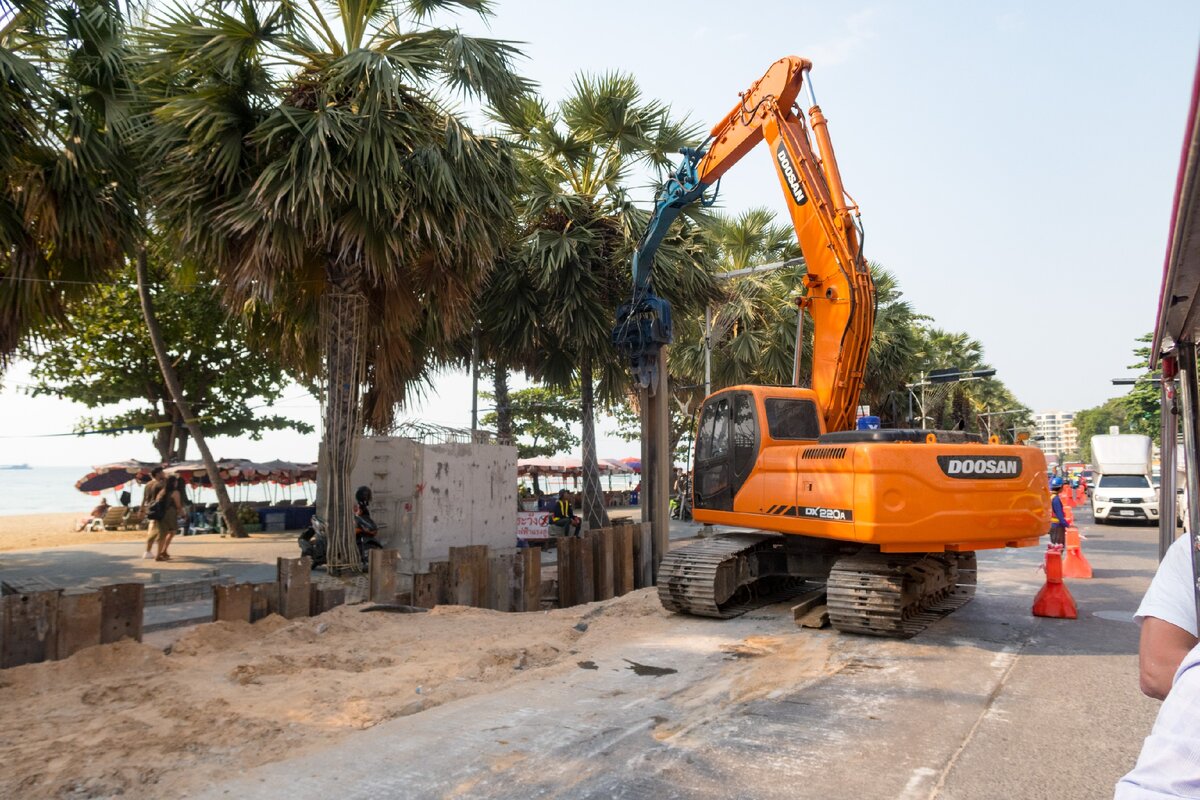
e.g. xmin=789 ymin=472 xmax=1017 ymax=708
xmin=75 ymin=458 xmax=318 ymax=495
xmin=517 ymin=456 xmax=637 ymax=477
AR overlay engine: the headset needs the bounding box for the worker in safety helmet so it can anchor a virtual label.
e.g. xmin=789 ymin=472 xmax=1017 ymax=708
xmin=1048 ymin=478 xmax=1067 ymax=548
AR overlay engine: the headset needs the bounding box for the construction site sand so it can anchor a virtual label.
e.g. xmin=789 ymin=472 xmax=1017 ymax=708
xmin=0 ymin=589 xmax=837 ymax=799
xmin=0 ymin=513 xmax=140 ymax=552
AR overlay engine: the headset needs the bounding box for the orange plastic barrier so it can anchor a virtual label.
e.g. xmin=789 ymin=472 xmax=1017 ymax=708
xmin=1062 ymin=525 xmax=1093 ymax=579
xmin=1033 ymin=546 xmax=1078 ymax=619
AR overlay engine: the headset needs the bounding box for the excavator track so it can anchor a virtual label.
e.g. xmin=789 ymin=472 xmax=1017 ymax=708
xmin=657 ymin=534 xmax=806 ymax=618
xmin=826 ymin=551 xmax=977 ymax=639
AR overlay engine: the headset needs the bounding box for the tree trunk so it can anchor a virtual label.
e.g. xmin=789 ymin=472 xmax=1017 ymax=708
xmin=493 ymin=365 xmax=513 ymax=441
xmin=319 ymin=264 xmax=367 ymax=573
xmin=135 ymin=246 xmax=246 ymax=538
xmin=579 ymin=352 xmax=609 ymax=530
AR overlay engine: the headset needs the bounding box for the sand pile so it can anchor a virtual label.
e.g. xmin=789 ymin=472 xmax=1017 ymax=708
xmin=0 ymin=588 xmax=677 ymax=798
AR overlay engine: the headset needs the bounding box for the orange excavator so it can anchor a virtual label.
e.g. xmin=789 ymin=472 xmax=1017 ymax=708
xmin=613 ymin=57 xmax=1049 ymax=637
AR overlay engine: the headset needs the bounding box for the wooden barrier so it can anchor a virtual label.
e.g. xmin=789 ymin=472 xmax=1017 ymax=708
xmin=633 ymin=522 xmax=654 ymax=589
xmin=612 ymin=526 xmax=635 ymax=596
xmin=489 ymin=554 xmax=516 ymax=612
xmin=100 ymin=583 xmax=143 ymax=644
xmin=449 ymin=545 xmax=489 ymax=607
xmin=590 ymin=528 xmax=615 ymax=602
xmin=368 ymin=549 xmax=399 ymax=603
xmin=2 ymin=590 xmax=60 ymax=668
xmin=519 ymin=548 xmax=541 ymax=612
xmin=276 ymin=557 xmax=312 ymax=619
xmin=429 ymin=561 xmax=451 ymax=605
xmin=56 ymin=590 xmax=102 ymax=660
xmin=212 ymin=584 xmax=253 ymax=623
xmin=412 ymin=572 xmax=439 ymax=609
xmin=310 ymin=584 xmax=347 ymax=615
xmin=250 ymin=582 xmax=278 ymax=622
xmin=557 ymin=536 xmax=595 ymax=607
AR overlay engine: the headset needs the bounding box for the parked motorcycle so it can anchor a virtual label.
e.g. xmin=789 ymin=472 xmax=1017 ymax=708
xmin=298 ymin=490 xmax=381 ymax=569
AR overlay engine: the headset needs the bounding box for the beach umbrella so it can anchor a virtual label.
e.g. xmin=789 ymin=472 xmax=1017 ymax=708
xmin=74 ymin=460 xmax=160 ymax=495
xmin=617 ymin=456 xmax=641 ymax=473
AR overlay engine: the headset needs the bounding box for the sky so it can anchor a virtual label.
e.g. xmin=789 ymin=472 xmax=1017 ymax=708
xmin=0 ymin=0 xmax=1197 ymax=467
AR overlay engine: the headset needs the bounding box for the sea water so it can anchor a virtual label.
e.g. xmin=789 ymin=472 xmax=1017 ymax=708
xmin=0 ymin=466 xmax=311 ymax=516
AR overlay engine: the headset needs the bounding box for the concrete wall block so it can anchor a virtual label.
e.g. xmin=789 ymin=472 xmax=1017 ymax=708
xmin=2 ymin=590 xmax=62 ymax=668
xmin=56 ymin=591 xmax=102 ymax=660
xmin=212 ymin=584 xmax=254 ymax=623
xmin=351 ymin=437 xmax=517 ymax=570
xmin=100 ymin=584 xmax=143 ymax=645
xmin=276 ymin=557 xmax=312 ymax=620
xmin=368 ymin=549 xmax=399 ymax=604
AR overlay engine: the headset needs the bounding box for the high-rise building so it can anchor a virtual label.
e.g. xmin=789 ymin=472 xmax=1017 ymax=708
xmin=1033 ymin=411 xmax=1079 ymax=461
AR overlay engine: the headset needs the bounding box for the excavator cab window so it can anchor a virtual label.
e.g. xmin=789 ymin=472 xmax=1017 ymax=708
xmin=764 ymin=397 xmax=821 ymax=440
xmin=695 ymin=392 xmax=758 ymax=511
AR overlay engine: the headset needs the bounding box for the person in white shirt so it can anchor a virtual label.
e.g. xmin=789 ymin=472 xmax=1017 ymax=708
xmin=1134 ymin=533 xmax=1199 ymax=700
xmin=1115 ymin=640 xmax=1200 ymax=797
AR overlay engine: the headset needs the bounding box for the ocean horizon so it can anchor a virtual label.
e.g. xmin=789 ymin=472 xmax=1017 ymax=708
xmin=0 ymin=466 xmax=314 ymax=517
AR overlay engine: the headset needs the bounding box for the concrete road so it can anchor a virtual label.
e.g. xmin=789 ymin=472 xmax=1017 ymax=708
xmin=196 ymin=511 xmax=1165 ymax=800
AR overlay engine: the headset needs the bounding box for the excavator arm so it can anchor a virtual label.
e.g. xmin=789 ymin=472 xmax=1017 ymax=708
xmin=615 ymin=56 xmax=874 ymax=432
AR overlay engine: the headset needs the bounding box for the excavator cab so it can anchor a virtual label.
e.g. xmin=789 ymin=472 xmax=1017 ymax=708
xmin=693 ymin=387 xmax=823 ymax=513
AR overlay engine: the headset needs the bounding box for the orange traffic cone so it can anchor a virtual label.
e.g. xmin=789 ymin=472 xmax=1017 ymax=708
xmin=1061 ymin=487 xmax=1075 ymax=509
xmin=1033 ymin=546 xmax=1078 ymax=619
xmin=1062 ymin=526 xmax=1093 ymax=579
xmin=1064 ymin=505 xmax=1075 ymax=526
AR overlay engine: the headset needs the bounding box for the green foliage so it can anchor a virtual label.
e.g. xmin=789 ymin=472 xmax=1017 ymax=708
xmin=140 ymin=0 xmax=530 ymax=429
xmin=481 ymin=385 xmax=580 ymax=460
xmin=608 ymin=385 xmax=698 ymax=464
xmin=1118 ymin=333 xmax=1160 ymax=441
xmin=0 ymin=0 xmax=141 ymax=362
xmin=1073 ymin=398 xmax=1129 ymax=462
xmin=19 ymin=257 xmax=311 ymax=460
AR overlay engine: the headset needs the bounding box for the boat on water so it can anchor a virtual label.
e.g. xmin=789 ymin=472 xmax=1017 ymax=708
xmin=0 ymin=464 xmax=31 ymax=470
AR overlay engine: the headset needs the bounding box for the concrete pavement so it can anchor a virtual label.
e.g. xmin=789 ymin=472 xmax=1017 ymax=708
xmin=192 ymin=510 xmax=1165 ymax=800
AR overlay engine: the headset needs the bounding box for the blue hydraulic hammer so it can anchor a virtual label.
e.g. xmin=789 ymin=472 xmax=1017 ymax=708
xmin=612 ymin=146 xmax=715 ymax=389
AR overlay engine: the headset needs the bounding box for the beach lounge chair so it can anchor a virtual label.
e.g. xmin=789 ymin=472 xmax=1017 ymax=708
xmin=122 ymin=508 xmax=145 ymax=530
xmin=100 ymin=507 xmax=126 ymax=531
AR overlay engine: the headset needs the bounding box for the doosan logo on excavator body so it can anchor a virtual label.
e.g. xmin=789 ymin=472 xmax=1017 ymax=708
xmin=775 ymin=142 xmax=807 ymax=206
xmin=937 ymin=455 xmax=1022 ymax=479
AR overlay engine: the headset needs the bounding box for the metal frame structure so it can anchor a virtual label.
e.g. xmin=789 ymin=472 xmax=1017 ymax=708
xmin=1149 ymin=49 xmax=1200 ymax=622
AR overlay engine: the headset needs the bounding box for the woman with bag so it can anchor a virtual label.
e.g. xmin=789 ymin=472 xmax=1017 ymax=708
xmin=144 ymin=475 xmax=183 ymax=561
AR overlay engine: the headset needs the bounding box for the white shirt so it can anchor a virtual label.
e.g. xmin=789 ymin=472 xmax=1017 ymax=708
xmin=1135 ymin=534 xmax=1199 ymax=636
xmin=1115 ymin=641 xmax=1200 ymax=798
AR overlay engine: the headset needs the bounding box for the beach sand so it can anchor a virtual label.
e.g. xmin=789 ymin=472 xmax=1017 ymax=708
xmin=0 ymin=512 xmax=143 ymax=552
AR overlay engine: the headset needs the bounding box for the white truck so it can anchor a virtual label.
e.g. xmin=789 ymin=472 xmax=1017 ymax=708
xmin=1091 ymin=434 xmax=1158 ymax=525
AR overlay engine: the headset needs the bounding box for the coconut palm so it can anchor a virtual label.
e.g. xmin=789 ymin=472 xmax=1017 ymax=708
xmin=0 ymin=0 xmax=140 ymax=363
xmin=141 ymin=0 xmax=529 ymax=568
xmin=487 ymin=75 xmax=718 ymax=528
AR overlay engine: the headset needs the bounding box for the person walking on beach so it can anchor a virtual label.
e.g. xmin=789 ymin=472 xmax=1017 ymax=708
xmin=148 ymin=476 xmax=185 ymax=561
xmin=142 ymin=467 xmax=164 ymax=559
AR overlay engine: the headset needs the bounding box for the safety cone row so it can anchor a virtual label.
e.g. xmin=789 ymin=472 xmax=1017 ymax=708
xmin=1062 ymin=525 xmax=1093 ymax=579
xmin=1032 ymin=545 xmax=1078 ymax=619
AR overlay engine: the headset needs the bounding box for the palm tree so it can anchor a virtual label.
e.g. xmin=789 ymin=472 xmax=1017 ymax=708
xmin=142 ymin=0 xmax=529 ymax=568
xmin=488 ymin=75 xmax=718 ymax=528
xmin=671 ymin=208 xmax=804 ymax=391
xmin=0 ymin=0 xmax=139 ymax=363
